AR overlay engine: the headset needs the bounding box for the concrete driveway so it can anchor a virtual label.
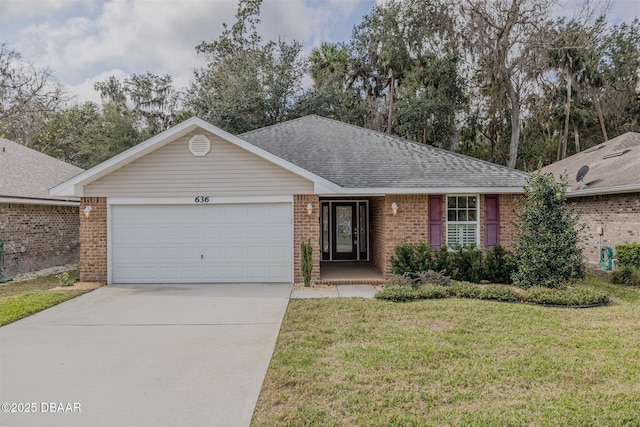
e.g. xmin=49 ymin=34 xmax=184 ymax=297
xmin=0 ymin=283 xmax=292 ymax=427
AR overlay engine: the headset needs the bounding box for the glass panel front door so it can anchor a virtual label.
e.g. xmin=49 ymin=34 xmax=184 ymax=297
xmin=332 ymin=203 xmax=357 ymax=260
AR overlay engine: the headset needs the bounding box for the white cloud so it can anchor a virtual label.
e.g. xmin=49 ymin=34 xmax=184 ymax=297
xmin=64 ymin=68 xmax=130 ymax=106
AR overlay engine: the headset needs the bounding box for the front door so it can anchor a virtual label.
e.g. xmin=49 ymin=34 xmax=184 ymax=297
xmin=332 ymin=203 xmax=357 ymax=260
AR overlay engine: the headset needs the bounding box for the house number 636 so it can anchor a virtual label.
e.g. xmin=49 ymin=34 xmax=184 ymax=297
xmin=194 ymin=196 xmax=210 ymax=203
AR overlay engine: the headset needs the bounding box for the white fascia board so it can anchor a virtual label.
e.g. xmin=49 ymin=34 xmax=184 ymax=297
xmin=332 ymin=186 xmax=525 ymax=195
xmin=0 ymin=196 xmax=80 ymax=206
xmin=107 ymin=196 xmax=294 ymax=205
xmin=565 ymin=183 xmax=640 ymax=197
xmin=51 ymin=117 xmax=342 ymax=197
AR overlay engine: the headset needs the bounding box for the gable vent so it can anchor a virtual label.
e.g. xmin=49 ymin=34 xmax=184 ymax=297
xmin=189 ymin=135 xmax=211 ymax=157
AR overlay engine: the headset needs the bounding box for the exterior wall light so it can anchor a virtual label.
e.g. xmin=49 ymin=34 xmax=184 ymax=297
xmin=306 ymin=203 xmax=313 ymax=216
xmin=391 ymin=202 xmax=398 ymax=216
xmin=84 ymin=205 xmax=92 ymax=218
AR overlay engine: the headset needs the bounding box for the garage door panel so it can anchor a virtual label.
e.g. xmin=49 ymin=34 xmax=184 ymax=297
xmin=112 ymin=203 xmax=292 ymax=283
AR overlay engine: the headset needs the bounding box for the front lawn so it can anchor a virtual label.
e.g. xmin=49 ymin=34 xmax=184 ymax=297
xmin=0 ymin=269 xmax=89 ymax=326
xmin=252 ymin=277 xmax=640 ymax=426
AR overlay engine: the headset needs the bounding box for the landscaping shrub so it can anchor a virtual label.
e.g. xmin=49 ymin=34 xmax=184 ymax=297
xmin=391 ymin=242 xmax=435 ymax=278
xmin=523 ymin=287 xmax=609 ymax=306
xmin=450 ymin=244 xmax=483 ymax=283
xmin=386 ymin=274 xmax=414 ymax=287
xmin=300 ymin=240 xmax=313 ymax=287
xmin=447 ymin=281 xmax=481 ymax=298
xmin=415 ymin=284 xmax=448 ymax=299
xmin=615 ymin=243 xmax=640 ymax=267
xmin=610 ymin=265 xmax=640 ymax=286
xmin=413 ymin=270 xmax=451 ymax=286
xmin=434 ymin=245 xmax=452 ymax=275
xmin=483 ymin=245 xmax=515 ymax=284
xmin=390 ymin=242 xmax=418 ymax=276
xmin=375 ymin=285 xmax=415 ymax=302
xmin=479 ymin=285 xmax=521 ymax=302
xmin=512 ymin=170 xmax=585 ymax=288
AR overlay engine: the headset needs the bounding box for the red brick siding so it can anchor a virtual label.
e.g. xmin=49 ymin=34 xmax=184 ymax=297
xmin=570 ymin=192 xmax=640 ymax=265
xmin=0 ymin=203 xmax=80 ymax=275
xmin=369 ymin=197 xmax=386 ymax=275
xmin=293 ymin=195 xmax=320 ymax=284
xmin=497 ymin=194 xmax=520 ymax=251
xmin=367 ymin=194 xmax=521 ymax=279
xmin=80 ymin=197 xmax=107 ymax=283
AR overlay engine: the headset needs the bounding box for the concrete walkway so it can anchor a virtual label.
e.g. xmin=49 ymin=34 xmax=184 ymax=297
xmin=290 ymin=284 xmax=377 ymax=299
xmin=0 ymin=283 xmax=291 ymax=427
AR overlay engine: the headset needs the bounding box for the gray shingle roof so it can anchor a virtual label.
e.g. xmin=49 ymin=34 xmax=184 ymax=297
xmin=240 ymin=115 xmax=528 ymax=189
xmin=0 ymin=138 xmax=84 ymax=200
xmin=542 ymin=132 xmax=640 ymax=194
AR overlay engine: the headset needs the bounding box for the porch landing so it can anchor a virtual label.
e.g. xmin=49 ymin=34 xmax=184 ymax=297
xmin=318 ymin=262 xmax=386 ymax=285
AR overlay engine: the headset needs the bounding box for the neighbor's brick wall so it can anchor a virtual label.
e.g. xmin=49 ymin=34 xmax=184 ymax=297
xmin=570 ymin=192 xmax=640 ymax=265
xmin=497 ymin=194 xmax=520 ymax=251
xmin=0 ymin=203 xmax=80 ymax=275
xmin=80 ymin=197 xmax=107 ymax=283
xmin=293 ymin=195 xmax=320 ymax=284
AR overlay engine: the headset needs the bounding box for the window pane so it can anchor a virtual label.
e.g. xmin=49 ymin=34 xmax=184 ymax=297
xmin=468 ymin=209 xmax=477 ymax=221
xmin=459 ymin=197 xmax=467 ymax=208
xmin=458 ymin=210 xmax=468 ymax=221
xmin=448 ymin=210 xmax=457 ymax=221
xmin=448 ymin=197 xmax=457 ymax=208
xmin=468 ymin=196 xmax=477 ymax=208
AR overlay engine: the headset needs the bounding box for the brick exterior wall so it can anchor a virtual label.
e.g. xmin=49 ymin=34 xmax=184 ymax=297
xmin=366 ymin=193 xmax=521 ymax=279
xmin=80 ymin=197 xmax=107 ymax=283
xmin=0 ymin=203 xmax=80 ymax=275
xmin=497 ymin=194 xmax=520 ymax=251
xmin=293 ymin=195 xmax=320 ymax=284
xmin=570 ymin=192 xmax=640 ymax=265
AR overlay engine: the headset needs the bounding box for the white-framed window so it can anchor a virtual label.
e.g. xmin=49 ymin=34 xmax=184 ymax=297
xmin=446 ymin=195 xmax=479 ymax=247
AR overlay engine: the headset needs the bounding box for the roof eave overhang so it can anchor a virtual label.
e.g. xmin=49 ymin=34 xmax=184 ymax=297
xmin=50 ymin=117 xmax=343 ymax=197
xmin=317 ymin=186 xmax=525 ymax=195
xmin=565 ymin=183 xmax=640 ymax=197
xmin=0 ymin=195 xmax=80 ymax=206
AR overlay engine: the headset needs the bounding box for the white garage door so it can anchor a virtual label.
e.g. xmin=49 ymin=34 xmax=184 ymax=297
xmin=111 ymin=203 xmax=292 ymax=283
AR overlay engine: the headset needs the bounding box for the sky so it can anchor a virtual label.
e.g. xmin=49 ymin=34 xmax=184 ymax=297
xmin=1 ymin=0 xmax=639 ymax=105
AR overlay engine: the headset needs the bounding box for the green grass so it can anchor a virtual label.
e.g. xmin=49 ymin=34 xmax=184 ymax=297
xmin=0 ymin=270 xmax=86 ymax=326
xmin=252 ymin=277 xmax=640 ymax=426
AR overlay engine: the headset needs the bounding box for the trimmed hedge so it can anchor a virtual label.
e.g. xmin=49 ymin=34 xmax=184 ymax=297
xmin=523 ymin=287 xmax=609 ymax=306
xmin=447 ymin=281 xmax=481 ymax=298
xmin=479 ymin=285 xmax=520 ymax=302
xmin=615 ymin=243 xmax=640 ymax=268
xmin=377 ymin=280 xmax=610 ymax=307
xmin=415 ymin=284 xmax=448 ymax=299
xmin=375 ymin=285 xmax=415 ymax=302
xmin=610 ymin=265 xmax=640 ymax=286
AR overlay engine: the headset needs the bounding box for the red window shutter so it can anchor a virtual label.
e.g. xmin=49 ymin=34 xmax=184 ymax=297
xmin=428 ymin=195 xmax=443 ymax=248
xmin=484 ymin=194 xmax=500 ymax=249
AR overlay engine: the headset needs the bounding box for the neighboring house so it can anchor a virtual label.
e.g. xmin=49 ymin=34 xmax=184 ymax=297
xmin=542 ymin=132 xmax=640 ymax=267
xmin=50 ymin=116 xmax=528 ymax=285
xmin=0 ymin=138 xmax=83 ymax=276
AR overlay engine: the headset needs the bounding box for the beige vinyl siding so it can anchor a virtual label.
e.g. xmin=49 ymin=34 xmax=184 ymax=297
xmin=85 ymin=131 xmax=314 ymax=197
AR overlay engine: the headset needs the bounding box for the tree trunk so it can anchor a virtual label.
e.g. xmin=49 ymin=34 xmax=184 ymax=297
xmin=592 ymin=88 xmax=608 ymax=142
xmin=387 ymin=71 xmax=394 ymax=134
xmin=449 ymin=127 xmax=459 ymax=152
xmin=573 ymin=124 xmax=580 ymax=153
xmin=561 ymin=70 xmax=572 ymax=160
xmin=505 ymin=78 xmax=520 ymax=169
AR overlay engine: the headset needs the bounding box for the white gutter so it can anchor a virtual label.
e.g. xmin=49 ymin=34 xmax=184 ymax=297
xmin=565 ymin=183 xmax=640 ymax=197
xmin=0 ymin=196 xmax=80 ymax=206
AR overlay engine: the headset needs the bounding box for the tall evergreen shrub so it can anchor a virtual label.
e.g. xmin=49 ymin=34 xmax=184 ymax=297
xmin=512 ymin=171 xmax=585 ymax=288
